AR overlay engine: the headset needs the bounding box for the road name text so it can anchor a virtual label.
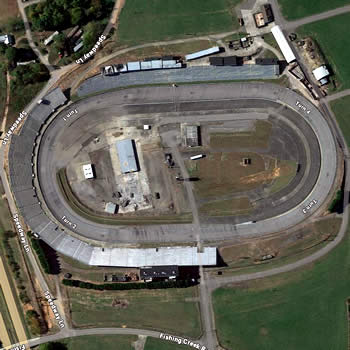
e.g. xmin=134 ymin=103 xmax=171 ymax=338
xmin=2 ymin=111 xmax=28 ymax=145
xmin=13 ymin=214 xmax=30 ymax=253
xmin=75 ymin=34 xmax=106 ymax=64
xmin=159 ymin=333 xmax=207 ymax=350
xmin=44 ymin=290 xmax=65 ymax=328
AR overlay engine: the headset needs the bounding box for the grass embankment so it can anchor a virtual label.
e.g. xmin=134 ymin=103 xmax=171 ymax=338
xmin=0 ymin=66 xmax=6 ymax=123
xmin=61 ymin=335 xmax=138 ymax=350
xmin=117 ymin=0 xmax=241 ymax=45
xmin=217 ymin=218 xmax=341 ymax=271
xmin=144 ymin=338 xmax=189 ymax=350
xmin=56 ymin=168 xmax=192 ymax=225
xmin=297 ymin=13 xmax=350 ymax=92
xmin=67 ymin=287 xmax=202 ymax=338
xmin=210 ymin=120 xmax=272 ymax=149
xmin=278 ymin=0 xmax=350 ymax=20
xmin=268 ymin=160 xmax=298 ymax=194
xmin=199 ymin=197 xmax=253 ymax=217
xmin=330 ymin=95 xmax=350 ymax=147
xmin=213 ymin=217 xmax=350 ymax=350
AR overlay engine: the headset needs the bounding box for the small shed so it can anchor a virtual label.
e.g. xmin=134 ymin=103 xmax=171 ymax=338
xmin=105 ymin=202 xmax=117 ymax=214
xmin=83 ymin=164 xmax=94 ymax=179
xmin=312 ymin=65 xmax=330 ymax=85
xmin=185 ymin=125 xmax=200 ymax=147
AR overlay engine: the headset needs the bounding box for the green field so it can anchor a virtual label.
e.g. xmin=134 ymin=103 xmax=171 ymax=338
xmin=297 ymin=13 xmax=350 ymax=92
xmin=68 ymin=287 xmax=202 ymax=338
xmin=118 ymin=0 xmax=241 ymax=45
xmin=213 ymin=218 xmax=350 ymax=350
xmin=61 ymin=335 xmax=137 ymax=350
xmin=331 ymin=95 xmax=350 ymax=147
xmin=278 ymin=0 xmax=350 ymax=20
xmin=144 ymin=338 xmax=189 ymax=350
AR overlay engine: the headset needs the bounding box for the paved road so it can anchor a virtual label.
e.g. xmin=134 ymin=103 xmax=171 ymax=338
xmin=285 ymin=4 xmax=350 ymax=30
xmin=325 ymin=89 xmax=350 ymax=103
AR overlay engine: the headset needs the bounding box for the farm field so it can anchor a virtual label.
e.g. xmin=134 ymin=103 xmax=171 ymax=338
xmin=117 ymin=0 xmax=241 ymax=45
xmin=212 ymin=217 xmax=350 ymax=350
xmin=278 ymin=0 xmax=350 ymax=20
xmin=0 ymin=0 xmax=19 ymax=25
xmin=297 ymin=13 xmax=350 ymax=92
xmin=62 ymin=335 xmax=138 ymax=350
xmin=330 ymin=95 xmax=350 ymax=147
xmin=67 ymin=287 xmax=202 ymax=338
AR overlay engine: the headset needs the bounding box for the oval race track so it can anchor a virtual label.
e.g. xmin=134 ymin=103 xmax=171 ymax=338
xmin=8 ymin=82 xmax=338 ymax=265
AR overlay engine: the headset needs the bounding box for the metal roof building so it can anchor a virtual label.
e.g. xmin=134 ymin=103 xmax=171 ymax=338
xmin=105 ymin=202 xmax=117 ymax=214
xmin=89 ymin=246 xmax=217 ymax=267
xmin=116 ymin=139 xmax=139 ymax=173
xmin=312 ymin=65 xmax=330 ymax=85
xmin=185 ymin=125 xmax=200 ymax=147
xmin=271 ymin=25 xmax=296 ymax=63
xmin=185 ymin=46 xmax=220 ymax=61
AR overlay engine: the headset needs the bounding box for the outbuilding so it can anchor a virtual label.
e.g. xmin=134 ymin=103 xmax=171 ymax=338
xmin=83 ymin=164 xmax=94 ymax=179
xmin=312 ymin=65 xmax=330 ymax=85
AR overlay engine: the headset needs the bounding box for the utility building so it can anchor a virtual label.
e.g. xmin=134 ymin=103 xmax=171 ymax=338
xmin=185 ymin=125 xmax=200 ymax=147
xmin=116 ymin=139 xmax=139 ymax=173
xmin=312 ymin=65 xmax=330 ymax=85
xmin=83 ymin=164 xmax=94 ymax=179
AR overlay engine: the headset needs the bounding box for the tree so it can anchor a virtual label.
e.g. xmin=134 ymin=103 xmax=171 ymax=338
xmin=70 ymin=7 xmax=84 ymax=25
xmin=39 ymin=342 xmax=67 ymax=350
xmin=5 ymin=46 xmax=17 ymax=63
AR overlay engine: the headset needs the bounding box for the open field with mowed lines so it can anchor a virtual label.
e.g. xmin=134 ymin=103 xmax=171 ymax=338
xmin=62 ymin=335 xmax=138 ymax=350
xmin=212 ymin=217 xmax=350 ymax=350
xmin=118 ymin=0 xmax=241 ymax=45
xmin=331 ymin=95 xmax=350 ymax=147
xmin=67 ymin=287 xmax=202 ymax=338
xmin=144 ymin=337 xmax=190 ymax=350
xmin=278 ymin=0 xmax=350 ymax=20
xmin=297 ymin=13 xmax=350 ymax=92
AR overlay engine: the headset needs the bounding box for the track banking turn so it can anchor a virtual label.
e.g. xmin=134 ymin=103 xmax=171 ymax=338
xmin=8 ymin=82 xmax=337 ymax=265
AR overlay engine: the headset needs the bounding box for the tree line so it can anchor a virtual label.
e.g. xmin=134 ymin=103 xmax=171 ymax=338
xmin=28 ymin=0 xmax=114 ymax=31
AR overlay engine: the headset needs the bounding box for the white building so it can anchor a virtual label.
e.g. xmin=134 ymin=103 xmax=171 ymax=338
xmin=312 ymin=65 xmax=330 ymax=85
xmin=270 ymin=25 xmax=296 ymax=63
xmin=83 ymin=164 xmax=94 ymax=179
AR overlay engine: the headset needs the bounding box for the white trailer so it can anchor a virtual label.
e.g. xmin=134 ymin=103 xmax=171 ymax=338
xmin=270 ymin=25 xmax=296 ymax=63
xmin=190 ymin=154 xmax=204 ymax=160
